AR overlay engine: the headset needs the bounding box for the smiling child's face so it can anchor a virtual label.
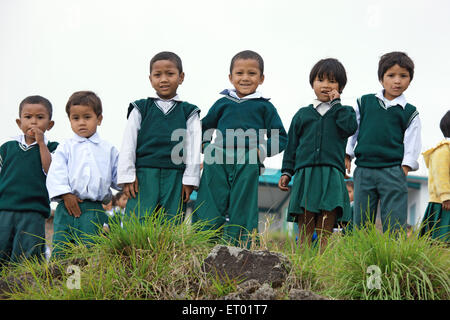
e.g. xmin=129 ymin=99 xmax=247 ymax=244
xmin=16 ymin=103 xmax=54 ymax=145
xmin=229 ymin=58 xmax=264 ymax=98
xmin=69 ymin=105 xmax=102 ymax=138
xmin=380 ymin=64 xmax=411 ymax=101
xmin=149 ymin=59 xmax=184 ymax=100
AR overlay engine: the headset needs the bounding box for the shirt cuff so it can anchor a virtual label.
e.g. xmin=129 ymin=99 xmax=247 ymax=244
xmin=401 ymin=158 xmax=419 ymax=171
xmin=281 ymin=171 xmax=292 ymax=178
xmin=182 ymin=175 xmax=200 ymax=187
xmin=117 ymin=173 xmax=136 ymax=185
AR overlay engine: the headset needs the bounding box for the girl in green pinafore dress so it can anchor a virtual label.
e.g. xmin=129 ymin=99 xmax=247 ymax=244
xmin=279 ymin=58 xmax=357 ymax=250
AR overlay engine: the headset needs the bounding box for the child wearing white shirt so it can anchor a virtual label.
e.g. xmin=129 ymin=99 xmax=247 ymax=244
xmin=117 ymin=51 xmax=201 ymax=223
xmin=46 ymin=91 xmax=120 ymax=257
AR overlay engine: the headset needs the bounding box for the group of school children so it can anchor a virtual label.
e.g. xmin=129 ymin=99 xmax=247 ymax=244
xmin=0 ymin=49 xmax=449 ymax=266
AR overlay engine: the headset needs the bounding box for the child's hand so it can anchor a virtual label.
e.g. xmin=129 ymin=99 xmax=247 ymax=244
xmin=123 ymin=178 xmax=139 ymax=199
xmin=442 ymin=200 xmax=450 ymax=211
xmin=278 ymin=175 xmax=291 ymax=191
xmin=345 ymin=155 xmax=352 ymax=176
xmin=402 ymin=165 xmax=411 ymax=176
xmin=182 ymin=184 xmax=194 ymax=203
xmin=328 ymin=89 xmax=340 ymax=101
xmin=62 ymin=193 xmax=83 ymax=217
xmin=30 ymin=126 xmax=45 ymax=145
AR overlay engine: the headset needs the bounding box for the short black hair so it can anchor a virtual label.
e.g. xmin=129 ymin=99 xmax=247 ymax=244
xmin=19 ymin=95 xmax=53 ymax=119
xmin=66 ymin=91 xmax=102 ymax=117
xmin=440 ymin=110 xmax=450 ymax=138
xmin=378 ymin=51 xmax=414 ymax=81
xmin=150 ymin=51 xmax=183 ymax=74
xmin=309 ymin=58 xmax=347 ymax=93
xmin=230 ymin=50 xmax=264 ymax=74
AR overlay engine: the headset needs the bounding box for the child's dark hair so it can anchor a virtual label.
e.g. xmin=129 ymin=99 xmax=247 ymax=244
xmin=65 ymin=91 xmax=102 ymax=117
xmin=112 ymin=191 xmax=126 ymax=206
xmin=19 ymin=95 xmax=53 ymax=119
xmin=378 ymin=51 xmax=414 ymax=81
xmin=230 ymin=50 xmax=264 ymax=74
xmin=440 ymin=110 xmax=450 ymax=138
xmin=309 ymin=58 xmax=347 ymax=93
xmin=150 ymin=51 xmax=183 ymax=74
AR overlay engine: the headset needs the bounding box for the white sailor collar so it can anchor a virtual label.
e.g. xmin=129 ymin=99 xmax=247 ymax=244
xmin=220 ymin=89 xmax=269 ymax=100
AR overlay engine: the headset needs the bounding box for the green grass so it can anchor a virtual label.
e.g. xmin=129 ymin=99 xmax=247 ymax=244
xmin=1 ymin=210 xmax=449 ymax=300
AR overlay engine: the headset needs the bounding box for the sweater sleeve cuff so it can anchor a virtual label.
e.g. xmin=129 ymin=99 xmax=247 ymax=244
xmin=281 ymin=171 xmax=292 ymax=178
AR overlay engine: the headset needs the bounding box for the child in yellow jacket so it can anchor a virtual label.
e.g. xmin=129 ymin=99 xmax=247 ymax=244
xmin=420 ymin=110 xmax=450 ymax=242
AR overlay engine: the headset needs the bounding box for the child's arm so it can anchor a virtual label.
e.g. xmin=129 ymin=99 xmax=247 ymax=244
xmin=329 ymin=91 xmax=358 ymax=139
xmin=182 ymin=112 xmax=202 ymax=202
xmin=402 ymin=115 xmax=422 ymax=174
xmin=32 ymin=127 xmax=52 ymax=173
xmin=345 ymin=98 xmax=361 ymax=174
xmin=110 ymin=145 xmax=121 ymax=191
xmin=279 ymin=112 xmax=301 ymax=190
xmin=117 ymin=108 xmax=140 ymax=198
xmin=262 ymin=103 xmax=288 ymax=158
xmin=46 ymin=143 xmax=83 ymax=216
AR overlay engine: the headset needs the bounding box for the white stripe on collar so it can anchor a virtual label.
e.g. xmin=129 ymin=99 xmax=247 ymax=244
xmin=375 ymin=89 xmax=407 ymax=109
xmin=14 ymin=134 xmax=48 ymax=148
xmin=220 ymin=89 xmax=268 ymax=100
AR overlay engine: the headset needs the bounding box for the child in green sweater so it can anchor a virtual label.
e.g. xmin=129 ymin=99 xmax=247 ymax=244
xmin=0 ymin=95 xmax=57 ymax=265
xmin=279 ymin=58 xmax=357 ymax=251
xmin=345 ymin=52 xmax=421 ymax=233
xmin=193 ymin=50 xmax=287 ymax=246
xmin=117 ymin=52 xmax=201 ymax=223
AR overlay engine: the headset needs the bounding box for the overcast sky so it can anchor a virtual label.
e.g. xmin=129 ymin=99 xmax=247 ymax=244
xmin=1 ymin=0 xmax=449 ymax=177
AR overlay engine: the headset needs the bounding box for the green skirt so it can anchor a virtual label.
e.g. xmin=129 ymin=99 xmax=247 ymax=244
xmin=420 ymin=202 xmax=450 ymax=242
xmin=287 ymin=166 xmax=351 ymax=223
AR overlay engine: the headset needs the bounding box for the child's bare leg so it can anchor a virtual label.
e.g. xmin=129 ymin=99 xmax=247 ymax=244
xmin=297 ymin=211 xmax=315 ymax=247
xmin=316 ymin=209 xmax=337 ymax=252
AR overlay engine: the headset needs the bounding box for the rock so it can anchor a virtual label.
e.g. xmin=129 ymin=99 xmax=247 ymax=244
xmin=288 ymin=288 xmax=329 ymax=300
xmin=222 ymin=280 xmax=277 ymax=300
xmin=0 ymin=273 xmax=34 ymax=299
xmin=203 ymin=245 xmax=290 ymax=288
xmin=251 ymin=283 xmax=277 ymax=300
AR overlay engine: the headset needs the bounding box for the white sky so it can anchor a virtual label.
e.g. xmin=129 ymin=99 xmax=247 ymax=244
xmin=1 ymin=0 xmax=449 ymax=177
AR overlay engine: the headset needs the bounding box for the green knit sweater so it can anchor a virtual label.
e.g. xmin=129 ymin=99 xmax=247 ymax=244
xmin=281 ymin=99 xmax=357 ymax=175
xmin=354 ymin=94 xmax=418 ymax=168
xmin=0 ymin=140 xmax=59 ymax=217
xmin=128 ymin=98 xmax=200 ymax=170
xmin=201 ymin=96 xmax=287 ymax=156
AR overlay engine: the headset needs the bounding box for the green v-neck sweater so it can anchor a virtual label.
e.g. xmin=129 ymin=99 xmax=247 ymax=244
xmin=0 ymin=140 xmax=59 ymax=217
xmin=201 ymin=96 xmax=287 ymax=156
xmin=128 ymin=98 xmax=200 ymax=170
xmin=354 ymin=94 xmax=418 ymax=168
xmin=281 ymin=99 xmax=357 ymax=175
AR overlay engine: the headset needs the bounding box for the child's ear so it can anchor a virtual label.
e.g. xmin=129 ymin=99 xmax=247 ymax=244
xmin=178 ymin=72 xmax=185 ymax=85
xmin=259 ymin=74 xmax=265 ymax=85
xmin=97 ymin=115 xmax=103 ymax=126
xmin=46 ymin=120 xmax=55 ymax=131
xmin=15 ymin=118 xmax=22 ymax=129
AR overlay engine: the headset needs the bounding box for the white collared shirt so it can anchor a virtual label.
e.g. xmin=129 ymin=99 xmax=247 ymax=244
xmin=346 ymin=90 xmax=422 ymax=171
xmin=46 ymin=132 xmax=120 ymax=202
xmin=13 ymin=134 xmax=49 ymax=149
xmin=312 ymin=99 xmax=331 ymax=116
xmin=117 ymin=94 xmax=202 ymax=187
